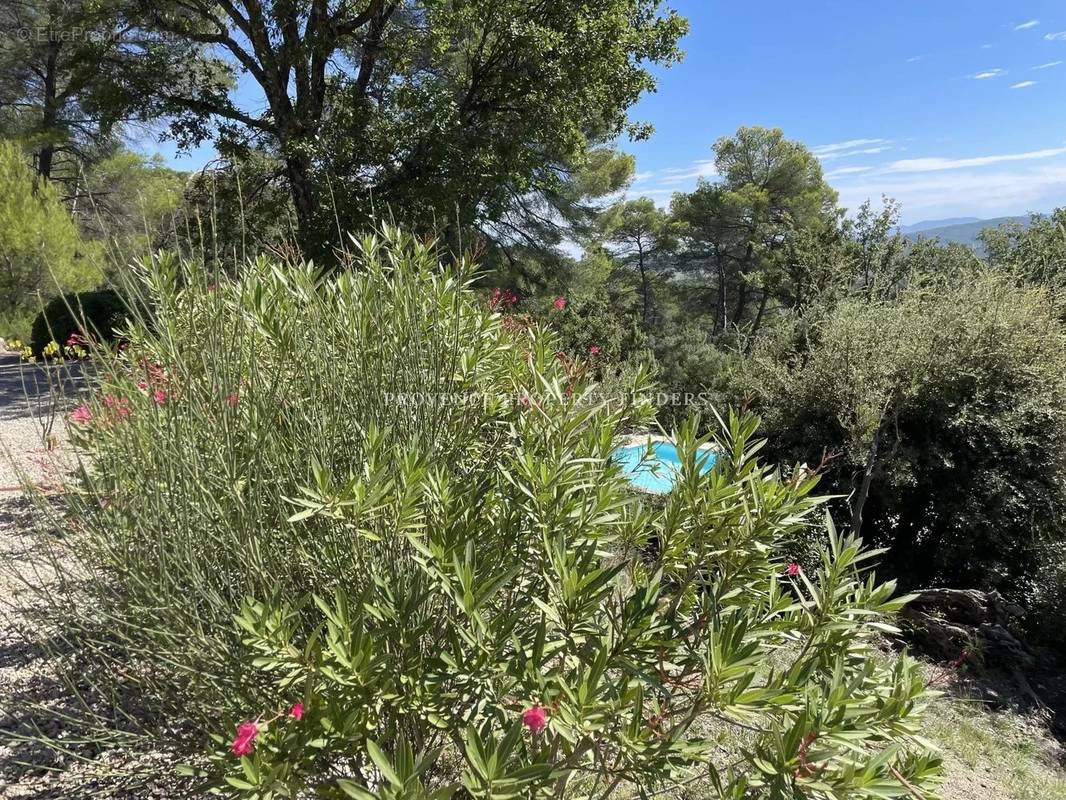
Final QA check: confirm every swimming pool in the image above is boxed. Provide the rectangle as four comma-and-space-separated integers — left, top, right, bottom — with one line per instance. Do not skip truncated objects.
614, 441, 717, 493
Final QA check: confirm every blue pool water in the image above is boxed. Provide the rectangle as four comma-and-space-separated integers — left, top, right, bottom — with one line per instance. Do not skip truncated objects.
614, 442, 716, 493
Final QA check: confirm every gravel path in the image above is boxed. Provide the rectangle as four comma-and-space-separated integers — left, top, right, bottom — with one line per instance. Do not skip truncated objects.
0, 354, 83, 490
0, 355, 185, 797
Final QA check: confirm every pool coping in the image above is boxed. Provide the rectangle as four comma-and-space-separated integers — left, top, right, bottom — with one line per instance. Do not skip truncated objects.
616, 432, 718, 452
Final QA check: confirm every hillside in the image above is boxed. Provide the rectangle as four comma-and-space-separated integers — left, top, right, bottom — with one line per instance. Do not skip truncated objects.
903, 215, 1032, 250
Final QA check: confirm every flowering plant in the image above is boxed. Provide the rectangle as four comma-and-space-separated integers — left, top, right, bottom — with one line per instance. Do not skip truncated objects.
209, 408, 940, 799
16, 228, 939, 799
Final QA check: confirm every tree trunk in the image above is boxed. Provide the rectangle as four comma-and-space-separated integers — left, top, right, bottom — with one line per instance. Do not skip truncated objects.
714, 256, 727, 335
37, 41, 61, 181
284, 153, 325, 262
638, 244, 649, 326
733, 281, 749, 326
850, 405, 901, 536
745, 289, 769, 354
850, 422, 882, 536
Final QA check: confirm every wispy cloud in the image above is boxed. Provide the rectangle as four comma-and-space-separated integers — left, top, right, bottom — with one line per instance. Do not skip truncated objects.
810, 138, 892, 161
906, 55, 923, 63
885, 147, 1066, 173
971, 68, 1005, 79
1011, 80, 1037, 89
824, 166, 874, 178
1034, 60, 1063, 69
835, 165, 1066, 222
1014, 19, 1040, 30
656, 159, 718, 184
810, 138, 887, 155
1045, 31, 1066, 40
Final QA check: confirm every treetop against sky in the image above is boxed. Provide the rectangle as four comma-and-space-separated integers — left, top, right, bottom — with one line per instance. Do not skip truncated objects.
145, 0, 1066, 225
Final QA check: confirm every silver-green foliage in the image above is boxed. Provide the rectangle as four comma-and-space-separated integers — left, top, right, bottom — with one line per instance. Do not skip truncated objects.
9, 228, 939, 798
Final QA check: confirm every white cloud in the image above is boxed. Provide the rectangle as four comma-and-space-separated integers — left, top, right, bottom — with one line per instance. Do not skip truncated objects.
906, 55, 922, 63
885, 147, 1066, 173
828, 146, 891, 159
810, 139, 892, 161
657, 159, 718, 183
810, 138, 887, 155
971, 68, 1005, 79
1045, 31, 1066, 40
824, 166, 874, 178
1014, 19, 1039, 30
834, 165, 1066, 223
1011, 80, 1037, 89
1034, 60, 1063, 69
628, 187, 679, 208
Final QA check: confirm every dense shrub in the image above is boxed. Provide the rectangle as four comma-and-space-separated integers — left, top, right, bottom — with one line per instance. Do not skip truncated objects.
0, 140, 105, 338
742, 271, 1066, 609
551, 289, 648, 366
6, 228, 939, 798
30, 287, 127, 355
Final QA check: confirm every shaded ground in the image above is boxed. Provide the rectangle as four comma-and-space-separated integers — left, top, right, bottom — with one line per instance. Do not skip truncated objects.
0, 354, 84, 492
0, 354, 86, 423
0, 355, 189, 797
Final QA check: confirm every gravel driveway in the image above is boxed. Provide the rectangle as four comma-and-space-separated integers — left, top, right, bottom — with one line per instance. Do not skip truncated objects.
0, 353, 84, 490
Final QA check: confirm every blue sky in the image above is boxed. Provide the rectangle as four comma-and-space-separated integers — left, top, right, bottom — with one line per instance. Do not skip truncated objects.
148, 1, 1066, 225
625, 0, 1066, 223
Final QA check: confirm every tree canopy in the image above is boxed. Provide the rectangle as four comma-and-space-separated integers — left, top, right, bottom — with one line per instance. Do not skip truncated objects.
111, 0, 686, 261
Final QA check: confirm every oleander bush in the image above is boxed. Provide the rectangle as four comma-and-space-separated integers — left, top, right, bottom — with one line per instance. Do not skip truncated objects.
6, 227, 940, 798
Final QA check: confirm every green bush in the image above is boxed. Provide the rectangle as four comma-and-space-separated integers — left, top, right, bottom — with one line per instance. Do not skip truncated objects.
0, 140, 104, 326
8, 228, 939, 798
29, 287, 127, 355
742, 270, 1066, 608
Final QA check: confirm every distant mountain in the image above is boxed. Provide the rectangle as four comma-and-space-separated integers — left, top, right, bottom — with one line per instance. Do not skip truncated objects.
902, 215, 1033, 251
900, 217, 981, 234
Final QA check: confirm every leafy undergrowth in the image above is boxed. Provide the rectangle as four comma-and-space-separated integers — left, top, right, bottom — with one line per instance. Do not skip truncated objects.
924, 690, 1066, 800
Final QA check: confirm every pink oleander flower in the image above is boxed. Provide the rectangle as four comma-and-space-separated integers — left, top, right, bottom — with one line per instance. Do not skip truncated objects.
66, 332, 87, 348
98, 496, 111, 510
103, 394, 131, 419
70, 405, 92, 424
489, 288, 518, 311
227, 392, 240, 407
231, 721, 259, 757
589, 345, 600, 355
786, 562, 801, 577
553, 296, 566, 311
290, 703, 304, 721
522, 704, 548, 733
153, 389, 167, 405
